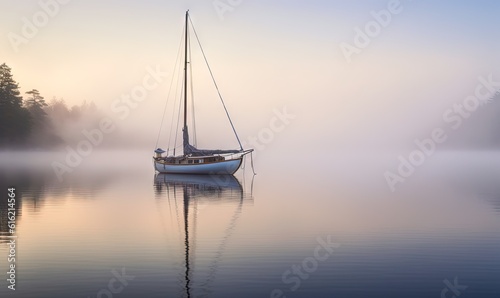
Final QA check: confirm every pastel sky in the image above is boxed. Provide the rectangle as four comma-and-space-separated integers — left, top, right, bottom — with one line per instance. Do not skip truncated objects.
1, 0, 499, 151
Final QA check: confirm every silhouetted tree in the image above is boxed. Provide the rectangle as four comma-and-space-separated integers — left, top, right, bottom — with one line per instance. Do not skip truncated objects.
25, 90, 64, 148
1, 63, 107, 148
0, 63, 32, 146
25, 89, 48, 127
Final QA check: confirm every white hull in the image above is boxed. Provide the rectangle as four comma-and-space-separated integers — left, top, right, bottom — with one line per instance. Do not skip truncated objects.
154, 158, 242, 175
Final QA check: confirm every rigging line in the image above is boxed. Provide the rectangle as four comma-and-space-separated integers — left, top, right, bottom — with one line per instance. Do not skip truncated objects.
188, 32, 197, 147
168, 74, 182, 152
188, 16, 243, 150
199, 194, 244, 293
250, 151, 257, 175
172, 185, 183, 252
153, 201, 180, 284
166, 180, 174, 225
168, 36, 186, 153
250, 172, 255, 198
173, 78, 185, 155
242, 158, 247, 189
154, 27, 185, 150
153, 179, 176, 262
171, 27, 187, 152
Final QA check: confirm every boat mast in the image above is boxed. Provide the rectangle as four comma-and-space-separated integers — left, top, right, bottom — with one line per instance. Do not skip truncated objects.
183, 10, 189, 132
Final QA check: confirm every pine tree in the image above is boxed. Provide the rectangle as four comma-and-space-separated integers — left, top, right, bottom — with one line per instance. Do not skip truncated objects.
25, 89, 48, 127
0, 63, 32, 146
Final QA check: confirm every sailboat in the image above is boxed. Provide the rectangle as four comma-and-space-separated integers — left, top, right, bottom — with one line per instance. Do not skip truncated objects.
153, 11, 253, 175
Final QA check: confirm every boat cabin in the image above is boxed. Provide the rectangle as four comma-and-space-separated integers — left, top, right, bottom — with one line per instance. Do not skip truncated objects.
157, 155, 226, 165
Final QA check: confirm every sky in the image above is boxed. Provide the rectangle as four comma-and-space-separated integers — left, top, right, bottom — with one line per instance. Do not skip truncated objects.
1, 0, 499, 152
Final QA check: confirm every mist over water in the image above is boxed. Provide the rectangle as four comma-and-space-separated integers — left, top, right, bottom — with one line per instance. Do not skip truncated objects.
0, 148, 499, 297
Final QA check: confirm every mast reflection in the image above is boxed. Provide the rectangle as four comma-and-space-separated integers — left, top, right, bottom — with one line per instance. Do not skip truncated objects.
154, 174, 251, 298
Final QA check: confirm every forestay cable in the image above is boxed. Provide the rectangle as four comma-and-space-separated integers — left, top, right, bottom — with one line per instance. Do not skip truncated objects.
188, 16, 244, 150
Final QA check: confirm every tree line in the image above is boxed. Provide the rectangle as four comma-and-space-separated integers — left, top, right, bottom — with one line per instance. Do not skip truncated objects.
0, 63, 103, 149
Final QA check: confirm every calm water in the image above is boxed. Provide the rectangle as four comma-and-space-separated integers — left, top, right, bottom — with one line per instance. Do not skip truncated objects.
0, 150, 499, 298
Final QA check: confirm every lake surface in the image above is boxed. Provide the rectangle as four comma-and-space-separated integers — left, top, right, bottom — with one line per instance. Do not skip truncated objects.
0, 150, 499, 297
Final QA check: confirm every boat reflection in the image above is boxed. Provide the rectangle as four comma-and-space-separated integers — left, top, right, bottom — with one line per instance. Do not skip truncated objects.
154, 174, 252, 298
154, 174, 245, 201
